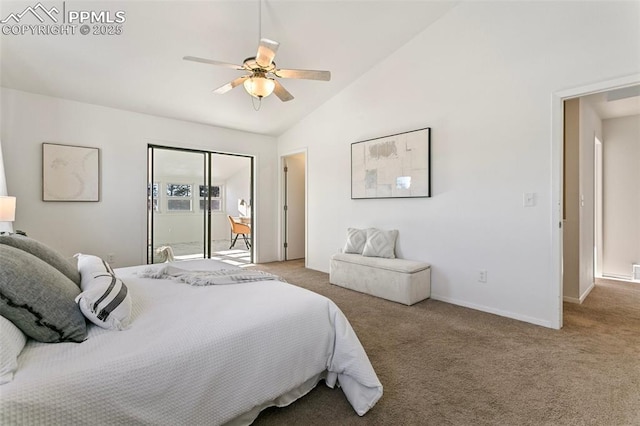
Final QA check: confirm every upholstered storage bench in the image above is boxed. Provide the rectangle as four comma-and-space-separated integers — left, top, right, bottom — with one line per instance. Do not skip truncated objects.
329, 253, 431, 306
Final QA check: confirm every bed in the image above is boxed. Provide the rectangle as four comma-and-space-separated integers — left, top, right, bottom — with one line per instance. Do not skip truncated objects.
0, 253, 383, 425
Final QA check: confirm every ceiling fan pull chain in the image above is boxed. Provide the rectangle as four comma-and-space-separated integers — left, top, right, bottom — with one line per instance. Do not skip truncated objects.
252, 96, 262, 111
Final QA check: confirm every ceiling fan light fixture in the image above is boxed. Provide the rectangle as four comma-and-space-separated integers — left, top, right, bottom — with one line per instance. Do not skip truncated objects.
243, 75, 275, 99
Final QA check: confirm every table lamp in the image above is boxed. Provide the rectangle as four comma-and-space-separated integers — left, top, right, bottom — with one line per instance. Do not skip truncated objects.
0, 196, 16, 222
0, 196, 16, 235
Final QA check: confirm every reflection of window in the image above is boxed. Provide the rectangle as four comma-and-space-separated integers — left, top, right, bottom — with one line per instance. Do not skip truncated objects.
199, 199, 221, 211
199, 185, 219, 198
199, 185, 222, 212
167, 183, 192, 211
167, 184, 192, 197
147, 183, 159, 212
168, 199, 192, 211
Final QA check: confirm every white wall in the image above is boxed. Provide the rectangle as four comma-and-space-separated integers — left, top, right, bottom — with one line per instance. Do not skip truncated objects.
277, 1, 640, 327
0, 140, 12, 233
602, 115, 640, 278
225, 165, 251, 218
152, 155, 251, 245
152, 176, 205, 247
151, 150, 205, 246
594, 136, 603, 278
577, 98, 601, 299
0, 88, 278, 266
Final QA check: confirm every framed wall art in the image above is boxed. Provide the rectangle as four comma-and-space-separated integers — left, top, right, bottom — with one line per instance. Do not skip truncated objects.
42, 143, 100, 202
351, 127, 431, 199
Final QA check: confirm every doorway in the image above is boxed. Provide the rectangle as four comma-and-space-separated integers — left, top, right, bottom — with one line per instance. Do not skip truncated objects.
147, 145, 254, 265
555, 75, 640, 328
282, 151, 306, 261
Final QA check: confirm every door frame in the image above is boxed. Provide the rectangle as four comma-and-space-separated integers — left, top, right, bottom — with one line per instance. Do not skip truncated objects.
147, 143, 255, 264
551, 73, 640, 329
279, 148, 308, 266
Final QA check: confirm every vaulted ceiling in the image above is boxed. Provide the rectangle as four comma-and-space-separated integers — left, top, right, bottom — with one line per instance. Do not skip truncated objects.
0, 1, 458, 135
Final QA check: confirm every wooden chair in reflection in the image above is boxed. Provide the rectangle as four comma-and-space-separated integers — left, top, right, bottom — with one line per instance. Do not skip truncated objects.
227, 215, 251, 250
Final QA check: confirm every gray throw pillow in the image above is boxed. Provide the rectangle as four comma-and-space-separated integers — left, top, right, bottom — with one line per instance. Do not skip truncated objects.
362, 228, 399, 259
0, 244, 87, 343
0, 234, 81, 287
343, 228, 367, 254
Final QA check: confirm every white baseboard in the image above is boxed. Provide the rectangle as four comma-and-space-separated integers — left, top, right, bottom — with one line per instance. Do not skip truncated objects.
563, 282, 595, 304
430, 294, 555, 329
602, 273, 634, 281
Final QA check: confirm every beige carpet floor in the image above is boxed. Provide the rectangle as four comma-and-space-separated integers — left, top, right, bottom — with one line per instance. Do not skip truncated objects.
249, 260, 640, 426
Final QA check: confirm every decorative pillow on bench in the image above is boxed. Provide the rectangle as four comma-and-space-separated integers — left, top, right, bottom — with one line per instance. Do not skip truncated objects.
362, 228, 398, 259
343, 228, 368, 254
343, 227, 398, 259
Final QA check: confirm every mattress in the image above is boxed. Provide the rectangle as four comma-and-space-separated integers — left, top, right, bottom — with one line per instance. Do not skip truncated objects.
0, 259, 382, 425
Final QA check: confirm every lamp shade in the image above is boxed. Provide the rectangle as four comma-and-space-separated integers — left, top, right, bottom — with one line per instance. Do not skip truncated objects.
0, 196, 16, 222
243, 76, 276, 99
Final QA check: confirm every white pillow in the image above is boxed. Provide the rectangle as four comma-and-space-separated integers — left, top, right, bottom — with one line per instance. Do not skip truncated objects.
343, 228, 367, 254
75, 253, 114, 276
0, 315, 27, 385
74, 254, 132, 330
362, 228, 398, 259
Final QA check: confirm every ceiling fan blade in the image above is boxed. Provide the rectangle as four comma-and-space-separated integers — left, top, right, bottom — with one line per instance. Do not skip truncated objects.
213, 75, 249, 94
183, 56, 244, 70
273, 80, 294, 102
274, 68, 331, 81
255, 38, 279, 68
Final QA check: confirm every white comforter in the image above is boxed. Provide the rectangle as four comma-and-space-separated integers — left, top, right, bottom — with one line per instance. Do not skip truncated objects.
1, 259, 382, 425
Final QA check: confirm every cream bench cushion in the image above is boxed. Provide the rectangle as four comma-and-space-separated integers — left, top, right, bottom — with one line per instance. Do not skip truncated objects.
330, 253, 430, 306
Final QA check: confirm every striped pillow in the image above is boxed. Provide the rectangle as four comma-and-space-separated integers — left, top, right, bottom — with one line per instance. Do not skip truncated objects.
75, 254, 132, 330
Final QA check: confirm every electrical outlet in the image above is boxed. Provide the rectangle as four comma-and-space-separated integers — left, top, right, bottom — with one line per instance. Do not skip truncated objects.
107, 253, 115, 263
479, 270, 487, 283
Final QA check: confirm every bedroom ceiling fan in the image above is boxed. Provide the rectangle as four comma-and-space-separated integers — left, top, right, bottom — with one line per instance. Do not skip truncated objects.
183, 1, 331, 110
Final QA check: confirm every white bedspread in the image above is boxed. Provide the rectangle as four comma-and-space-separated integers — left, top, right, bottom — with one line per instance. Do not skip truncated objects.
0, 259, 382, 425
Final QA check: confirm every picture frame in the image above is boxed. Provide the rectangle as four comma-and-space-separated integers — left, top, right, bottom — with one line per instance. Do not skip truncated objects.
42, 143, 100, 202
351, 128, 431, 199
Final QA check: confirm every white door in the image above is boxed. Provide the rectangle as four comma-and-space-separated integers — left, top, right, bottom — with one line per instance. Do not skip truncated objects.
284, 153, 305, 260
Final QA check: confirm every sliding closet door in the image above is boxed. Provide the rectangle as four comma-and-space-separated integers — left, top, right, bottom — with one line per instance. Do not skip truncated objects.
148, 147, 207, 263
210, 153, 253, 265
148, 145, 254, 265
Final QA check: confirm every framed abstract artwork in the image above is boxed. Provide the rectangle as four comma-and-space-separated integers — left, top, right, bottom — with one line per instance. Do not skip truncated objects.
351, 128, 431, 199
42, 143, 100, 201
